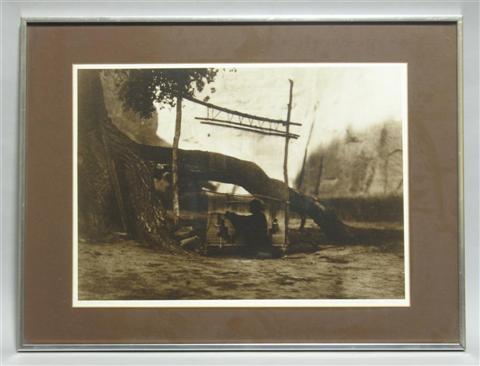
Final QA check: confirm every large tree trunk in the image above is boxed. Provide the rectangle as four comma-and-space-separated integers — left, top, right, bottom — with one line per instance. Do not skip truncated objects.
102, 121, 175, 247
77, 70, 119, 241
78, 70, 175, 248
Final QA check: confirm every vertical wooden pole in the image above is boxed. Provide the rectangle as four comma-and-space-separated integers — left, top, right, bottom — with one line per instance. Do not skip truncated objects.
283, 79, 294, 249
172, 92, 182, 226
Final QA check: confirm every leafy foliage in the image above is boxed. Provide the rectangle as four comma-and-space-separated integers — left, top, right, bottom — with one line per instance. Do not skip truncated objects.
117, 69, 218, 119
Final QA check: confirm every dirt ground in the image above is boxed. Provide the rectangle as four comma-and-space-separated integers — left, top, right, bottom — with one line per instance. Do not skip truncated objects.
78, 222, 405, 300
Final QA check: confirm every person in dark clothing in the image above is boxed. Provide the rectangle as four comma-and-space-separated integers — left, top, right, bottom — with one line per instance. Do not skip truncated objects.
225, 199, 272, 257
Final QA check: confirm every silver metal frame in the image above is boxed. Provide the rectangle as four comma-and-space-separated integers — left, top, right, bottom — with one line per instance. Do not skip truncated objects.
17, 16, 465, 352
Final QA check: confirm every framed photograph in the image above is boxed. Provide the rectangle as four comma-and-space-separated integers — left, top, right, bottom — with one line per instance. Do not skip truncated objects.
19, 18, 464, 350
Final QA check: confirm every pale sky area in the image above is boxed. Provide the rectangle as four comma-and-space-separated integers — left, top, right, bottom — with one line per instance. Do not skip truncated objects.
156, 64, 407, 187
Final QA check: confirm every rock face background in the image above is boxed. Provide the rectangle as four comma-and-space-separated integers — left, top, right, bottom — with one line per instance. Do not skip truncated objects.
100, 71, 169, 147
296, 120, 404, 199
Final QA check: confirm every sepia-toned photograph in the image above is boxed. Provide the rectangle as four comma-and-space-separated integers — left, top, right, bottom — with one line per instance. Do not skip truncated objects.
73, 64, 408, 306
